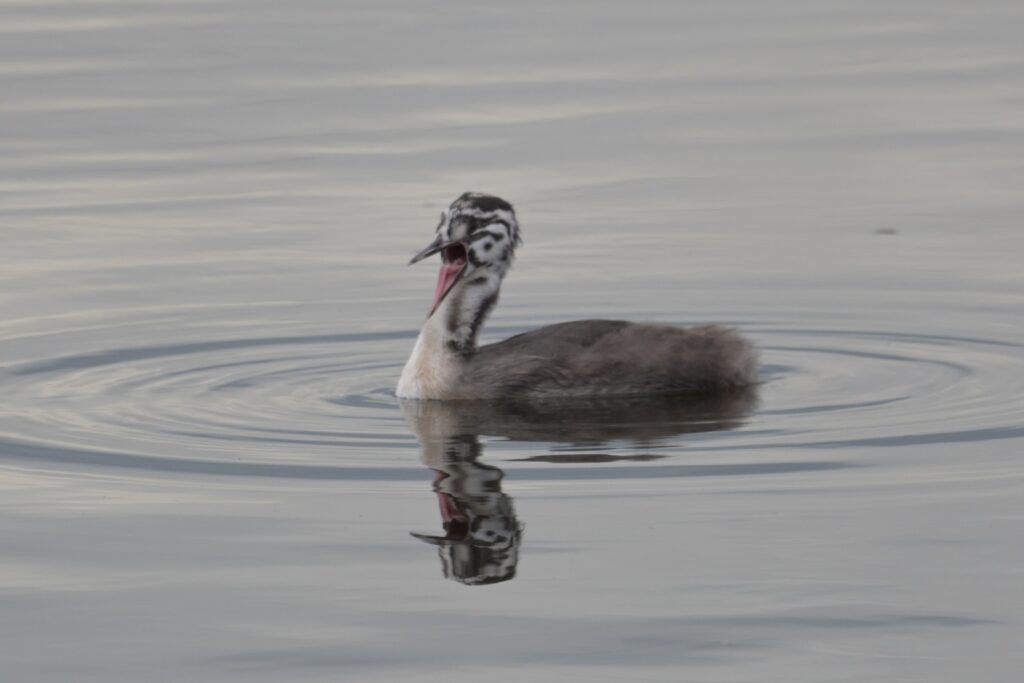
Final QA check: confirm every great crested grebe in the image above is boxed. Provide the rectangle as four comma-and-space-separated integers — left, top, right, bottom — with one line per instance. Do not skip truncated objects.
396, 192, 758, 400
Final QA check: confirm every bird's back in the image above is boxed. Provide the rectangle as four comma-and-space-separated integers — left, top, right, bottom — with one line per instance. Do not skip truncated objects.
465, 320, 758, 399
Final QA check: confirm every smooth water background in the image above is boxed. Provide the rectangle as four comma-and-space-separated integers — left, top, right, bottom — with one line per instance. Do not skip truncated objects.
3, 1, 1024, 680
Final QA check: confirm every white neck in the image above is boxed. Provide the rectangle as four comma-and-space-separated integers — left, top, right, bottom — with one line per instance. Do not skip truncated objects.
396, 271, 502, 399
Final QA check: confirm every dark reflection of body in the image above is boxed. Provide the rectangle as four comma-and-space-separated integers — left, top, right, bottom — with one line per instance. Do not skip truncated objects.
401, 390, 757, 586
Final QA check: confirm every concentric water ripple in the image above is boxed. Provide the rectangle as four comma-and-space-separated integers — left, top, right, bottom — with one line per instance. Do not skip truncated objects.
4, 311, 1023, 480
750, 327, 1024, 450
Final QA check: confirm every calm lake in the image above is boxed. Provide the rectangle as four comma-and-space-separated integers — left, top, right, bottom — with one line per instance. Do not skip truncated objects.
2, 1, 1023, 680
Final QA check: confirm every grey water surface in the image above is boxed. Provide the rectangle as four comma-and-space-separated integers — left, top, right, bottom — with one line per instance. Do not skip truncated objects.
3, 1, 1024, 681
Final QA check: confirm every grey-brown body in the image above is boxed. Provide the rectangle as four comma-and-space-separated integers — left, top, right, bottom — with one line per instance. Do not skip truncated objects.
467, 320, 757, 398
396, 193, 759, 401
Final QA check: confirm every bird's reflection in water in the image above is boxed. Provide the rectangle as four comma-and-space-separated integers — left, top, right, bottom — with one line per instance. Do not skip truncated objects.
408, 432, 522, 586
400, 390, 758, 586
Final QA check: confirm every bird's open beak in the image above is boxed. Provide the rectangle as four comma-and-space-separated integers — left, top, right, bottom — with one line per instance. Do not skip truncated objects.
409, 236, 469, 316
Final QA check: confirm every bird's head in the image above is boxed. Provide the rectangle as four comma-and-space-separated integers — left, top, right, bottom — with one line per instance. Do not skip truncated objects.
409, 192, 521, 317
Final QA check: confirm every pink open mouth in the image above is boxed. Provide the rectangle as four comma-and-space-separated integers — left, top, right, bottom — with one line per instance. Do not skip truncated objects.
429, 243, 467, 316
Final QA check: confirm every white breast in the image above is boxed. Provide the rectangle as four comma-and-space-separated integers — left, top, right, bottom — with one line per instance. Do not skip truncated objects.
396, 321, 460, 399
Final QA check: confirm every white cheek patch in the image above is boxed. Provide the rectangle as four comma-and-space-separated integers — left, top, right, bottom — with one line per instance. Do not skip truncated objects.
469, 243, 487, 264
450, 223, 468, 242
